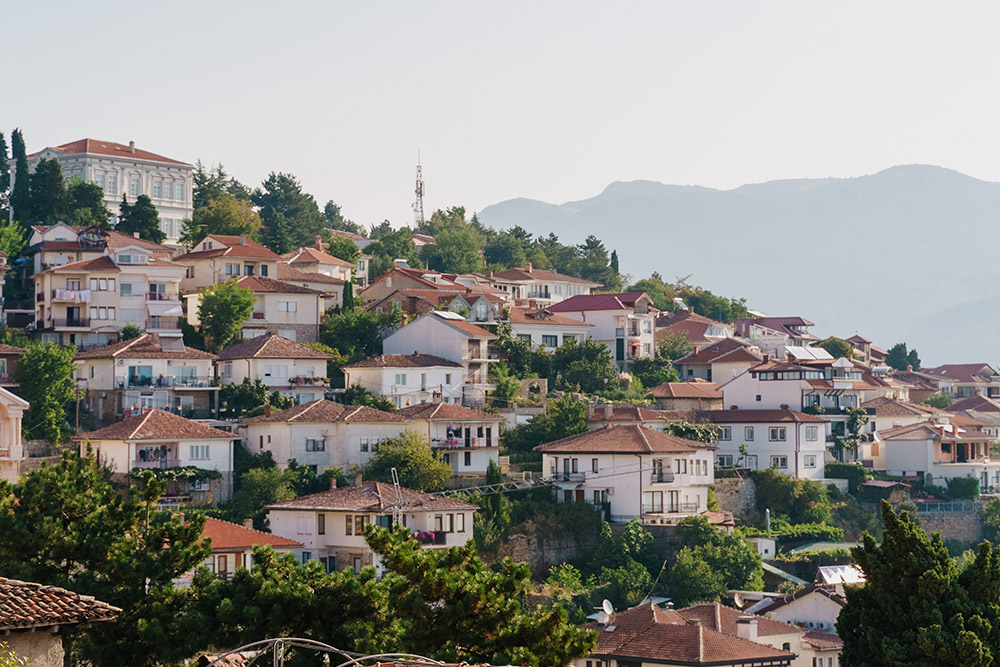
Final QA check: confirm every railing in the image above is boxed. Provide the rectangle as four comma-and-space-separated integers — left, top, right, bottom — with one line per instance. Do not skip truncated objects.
146, 317, 181, 330
912, 501, 977, 513
147, 291, 179, 301
650, 471, 676, 483
251, 312, 266, 320
431, 437, 496, 449
0, 373, 15, 384
554, 472, 587, 482
122, 375, 214, 388
133, 457, 181, 469
411, 530, 448, 545
49, 318, 90, 328
0, 448, 9, 458
643, 502, 700, 514
50, 289, 92, 302
35, 293, 44, 302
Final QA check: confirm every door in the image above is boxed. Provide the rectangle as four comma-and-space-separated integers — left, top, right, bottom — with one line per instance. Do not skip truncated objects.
139, 395, 153, 411
575, 489, 585, 502
668, 491, 680, 513
563, 458, 571, 480
67, 306, 81, 325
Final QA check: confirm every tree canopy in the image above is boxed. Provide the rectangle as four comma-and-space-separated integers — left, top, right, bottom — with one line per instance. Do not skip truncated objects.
886, 342, 921, 371
14, 342, 76, 443
253, 172, 326, 249
363, 430, 452, 491
117, 194, 164, 243
198, 279, 256, 352
181, 193, 262, 248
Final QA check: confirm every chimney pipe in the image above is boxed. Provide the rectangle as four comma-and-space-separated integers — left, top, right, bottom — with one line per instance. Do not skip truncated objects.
355, 471, 363, 486
264, 404, 271, 418
525, 262, 532, 272
330, 476, 337, 490
604, 403, 613, 420
736, 618, 758, 642
133, 232, 140, 238
128, 140, 135, 153
243, 518, 253, 529
315, 235, 323, 249
240, 234, 247, 245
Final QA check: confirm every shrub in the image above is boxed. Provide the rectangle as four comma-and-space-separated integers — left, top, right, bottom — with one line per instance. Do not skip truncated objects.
825, 462, 870, 495
947, 476, 980, 500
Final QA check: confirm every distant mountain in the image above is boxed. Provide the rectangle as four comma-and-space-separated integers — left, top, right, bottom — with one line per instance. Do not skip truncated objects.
479, 166, 1000, 365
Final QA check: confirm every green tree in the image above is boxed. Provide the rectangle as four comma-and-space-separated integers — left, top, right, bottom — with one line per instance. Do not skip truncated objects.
323, 199, 365, 235
15, 342, 76, 443
262, 211, 294, 254
253, 172, 325, 248
421, 224, 484, 273
0, 219, 26, 259
9, 130, 30, 224
0, 132, 9, 217
628, 273, 675, 311
341, 279, 356, 311
503, 395, 588, 460
471, 459, 513, 550
65, 176, 113, 228
656, 331, 694, 363
223, 467, 296, 529
664, 421, 719, 443
219, 377, 293, 419
120, 323, 143, 340
576, 235, 616, 287
322, 232, 362, 264
818, 337, 854, 359
490, 361, 521, 405
674, 279, 749, 323
667, 516, 763, 606
886, 342, 921, 371
838, 501, 1000, 666
629, 356, 679, 388
925, 392, 953, 409
117, 194, 164, 243
28, 157, 65, 223
484, 229, 529, 269
182, 193, 262, 248
552, 337, 617, 393
365, 525, 597, 666
341, 384, 395, 412
192, 162, 251, 210
320, 306, 400, 361
363, 430, 452, 491
836, 405, 871, 462
198, 279, 256, 352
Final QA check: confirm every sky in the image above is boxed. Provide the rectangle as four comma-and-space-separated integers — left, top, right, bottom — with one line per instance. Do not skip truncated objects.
10, 1, 1000, 229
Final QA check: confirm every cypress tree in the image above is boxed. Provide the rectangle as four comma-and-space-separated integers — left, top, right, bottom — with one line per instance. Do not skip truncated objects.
28, 157, 66, 224
0, 131, 9, 215
342, 279, 356, 311
263, 211, 293, 254
9, 129, 30, 223
117, 194, 164, 243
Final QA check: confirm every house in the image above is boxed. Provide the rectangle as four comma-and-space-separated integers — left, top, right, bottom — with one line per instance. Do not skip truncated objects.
326, 228, 374, 251
655, 306, 733, 348
0, 344, 26, 389
503, 306, 593, 350
360, 266, 504, 306
19, 138, 193, 243
75, 334, 218, 425
265, 481, 477, 573
276, 263, 344, 312
947, 394, 1000, 435
383, 311, 497, 408
699, 409, 830, 479
675, 338, 763, 383
282, 244, 354, 283
861, 397, 943, 433
485, 263, 601, 307
574, 603, 795, 667
546, 292, 657, 371
394, 402, 502, 475
584, 404, 687, 431
918, 363, 1000, 400
355, 254, 371, 288
365, 288, 505, 324
536, 425, 715, 524
342, 353, 464, 407
33, 243, 186, 348
243, 400, 408, 472
0, 387, 31, 485
646, 380, 724, 411
844, 334, 886, 366
879, 421, 1000, 488
76, 409, 237, 503
185, 276, 323, 343
885, 369, 940, 403
0, 577, 120, 667
174, 234, 282, 291
196, 517, 302, 581
750, 585, 847, 638
217, 333, 332, 405
733, 316, 820, 356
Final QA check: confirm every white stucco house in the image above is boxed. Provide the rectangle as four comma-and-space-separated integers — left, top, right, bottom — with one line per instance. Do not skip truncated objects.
394, 402, 502, 475
342, 353, 464, 407
546, 292, 657, 371
217, 333, 332, 405
0, 386, 31, 485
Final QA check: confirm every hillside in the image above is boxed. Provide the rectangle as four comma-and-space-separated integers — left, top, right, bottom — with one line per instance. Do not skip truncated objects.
479, 165, 1000, 365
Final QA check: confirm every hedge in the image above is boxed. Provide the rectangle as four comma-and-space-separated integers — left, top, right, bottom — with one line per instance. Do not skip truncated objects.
824, 462, 869, 495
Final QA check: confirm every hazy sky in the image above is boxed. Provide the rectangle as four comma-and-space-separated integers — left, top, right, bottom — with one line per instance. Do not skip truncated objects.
10, 1, 1000, 228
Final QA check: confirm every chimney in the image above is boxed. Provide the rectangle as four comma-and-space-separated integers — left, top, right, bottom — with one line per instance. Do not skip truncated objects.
133, 232, 140, 238
907, 365, 913, 371
315, 235, 323, 249
243, 518, 253, 530
128, 140, 135, 153
330, 477, 338, 490
780, 404, 789, 411
401, 313, 409, 326
414, 350, 419, 357
240, 234, 247, 245
587, 402, 595, 419
525, 262, 532, 272
264, 404, 271, 418
763, 354, 769, 362
355, 471, 363, 486
736, 617, 758, 643
604, 403, 614, 420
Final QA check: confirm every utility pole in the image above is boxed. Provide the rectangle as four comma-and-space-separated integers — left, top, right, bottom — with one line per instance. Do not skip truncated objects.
412, 152, 425, 227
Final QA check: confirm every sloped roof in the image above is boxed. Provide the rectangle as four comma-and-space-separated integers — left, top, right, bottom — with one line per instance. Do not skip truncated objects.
678, 602, 801, 637
75, 334, 214, 360
235, 275, 320, 294
0, 344, 27, 356
174, 235, 282, 261
283, 246, 354, 267
888, 370, 941, 391
344, 353, 461, 369
247, 399, 406, 424
489, 266, 600, 286
394, 402, 499, 421
0, 577, 120, 631
82, 409, 235, 441
802, 630, 843, 650
424, 312, 496, 338
860, 397, 943, 417
276, 263, 345, 285
585, 406, 688, 423
201, 517, 302, 550
949, 394, 1000, 413
655, 309, 727, 330
265, 481, 476, 512
28, 138, 189, 165
217, 333, 331, 361
535, 425, 711, 454
699, 409, 828, 424
647, 381, 723, 400
921, 364, 1000, 383
677, 338, 762, 365
504, 306, 592, 327
759, 585, 846, 613
547, 292, 650, 313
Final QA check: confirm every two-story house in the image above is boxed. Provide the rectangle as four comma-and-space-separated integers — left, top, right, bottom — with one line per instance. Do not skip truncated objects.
74, 333, 218, 425
536, 425, 715, 524
700, 409, 831, 479
265, 481, 477, 573
394, 402, 502, 475
646, 381, 723, 411
485, 264, 601, 307
733, 316, 820, 357
217, 333, 332, 405
675, 338, 764, 383
503, 306, 593, 351
360, 266, 505, 307
174, 234, 281, 292
880, 421, 1000, 489
243, 400, 409, 472
655, 305, 734, 348
917, 363, 1000, 400
282, 244, 354, 283
193, 517, 303, 583
33, 243, 185, 348
546, 292, 657, 371
276, 263, 344, 312
383, 311, 497, 408
77, 408, 237, 503
342, 353, 465, 407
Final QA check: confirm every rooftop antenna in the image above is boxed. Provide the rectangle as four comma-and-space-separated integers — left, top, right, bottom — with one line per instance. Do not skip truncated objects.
412, 152, 425, 227
390, 467, 403, 526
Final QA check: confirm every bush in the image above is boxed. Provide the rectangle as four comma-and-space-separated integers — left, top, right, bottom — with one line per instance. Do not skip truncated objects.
947, 477, 980, 500
825, 462, 870, 495
752, 469, 833, 525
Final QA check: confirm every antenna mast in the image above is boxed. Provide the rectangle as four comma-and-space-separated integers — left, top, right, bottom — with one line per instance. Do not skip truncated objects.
390, 467, 403, 526
412, 152, 425, 227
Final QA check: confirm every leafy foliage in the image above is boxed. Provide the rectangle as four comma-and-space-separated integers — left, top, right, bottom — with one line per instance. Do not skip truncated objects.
341, 384, 395, 411
253, 172, 326, 249
319, 306, 400, 362
120, 323, 143, 340
503, 396, 588, 461
219, 377, 293, 419
363, 430, 453, 491
947, 476, 980, 500
182, 193, 262, 248
885, 342, 921, 371
825, 462, 871, 494
628, 355, 679, 388
323, 199, 365, 235
817, 336, 854, 359
198, 279, 256, 352
117, 194, 164, 243
664, 421, 719, 443
666, 517, 763, 606
552, 337, 617, 393
925, 392, 954, 409
15, 342, 76, 443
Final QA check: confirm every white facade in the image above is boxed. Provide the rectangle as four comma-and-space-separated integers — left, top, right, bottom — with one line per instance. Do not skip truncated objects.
0, 387, 31, 485
343, 361, 465, 407
709, 413, 831, 480
244, 418, 410, 471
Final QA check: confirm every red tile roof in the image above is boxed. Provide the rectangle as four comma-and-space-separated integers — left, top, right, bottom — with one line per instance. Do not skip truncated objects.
677, 338, 762, 365
0, 577, 120, 631
174, 236, 282, 261
547, 292, 651, 313
536, 425, 710, 454
920, 364, 1000, 383
217, 333, 332, 360
802, 630, 843, 650
234, 275, 320, 294
677, 602, 800, 637
283, 246, 354, 268
0, 344, 27, 356
395, 402, 499, 421
879, 421, 994, 441
343, 353, 461, 369
504, 306, 591, 327
201, 517, 302, 550
28, 138, 189, 166
247, 399, 406, 424
758, 585, 846, 614
585, 406, 688, 423
75, 334, 215, 360
426, 312, 496, 338
860, 397, 943, 417
81, 409, 235, 441
647, 381, 723, 400
699, 409, 828, 424
948, 395, 1000, 413
265, 481, 476, 512
489, 266, 600, 286
276, 263, 345, 285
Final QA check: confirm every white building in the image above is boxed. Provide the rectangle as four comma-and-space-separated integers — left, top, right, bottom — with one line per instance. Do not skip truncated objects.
0, 386, 30, 485
879, 421, 1000, 487
702, 409, 831, 479
536, 424, 715, 524
503, 306, 593, 351
216, 333, 332, 405
394, 402, 502, 475
19, 139, 193, 244
342, 353, 465, 407
546, 292, 657, 371
266, 481, 477, 573
486, 264, 601, 307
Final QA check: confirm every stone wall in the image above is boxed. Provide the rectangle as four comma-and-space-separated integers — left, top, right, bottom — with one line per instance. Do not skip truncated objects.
494, 519, 601, 578
919, 510, 985, 544
6, 631, 64, 667
713, 475, 757, 520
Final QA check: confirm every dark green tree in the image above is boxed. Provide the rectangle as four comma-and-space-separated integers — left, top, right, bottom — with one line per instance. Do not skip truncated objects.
341, 384, 395, 411
610, 249, 620, 275
192, 162, 251, 210
818, 337, 854, 359
504, 395, 588, 460
484, 229, 529, 269
924, 392, 953, 409
253, 172, 325, 248
262, 211, 294, 254
664, 421, 719, 443
551, 337, 617, 393
28, 157, 65, 224
656, 331, 694, 362
363, 430, 453, 491
198, 279, 256, 352
629, 356, 679, 388
14, 342, 76, 443
420, 225, 484, 273
65, 177, 113, 228
666, 516, 763, 606
0, 132, 9, 216
120, 323, 143, 340
627, 273, 675, 311
576, 235, 615, 287
117, 194, 164, 243
9, 130, 30, 224
886, 342, 921, 371
341, 279, 356, 311
320, 306, 400, 362
219, 377, 293, 419
323, 199, 364, 235
222, 467, 296, 529
182, 193, 262, 248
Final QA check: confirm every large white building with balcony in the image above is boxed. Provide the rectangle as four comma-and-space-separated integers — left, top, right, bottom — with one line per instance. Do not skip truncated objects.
546, 292, 657, 371
18, 139, 193, 245
536, 424, 715, 524
342, 353, 464, 407
266, 481, 477, 573
0, 386, 30, 485
216, 333, 332, 406
486, 264, 601, 307
394, 402, 502, 476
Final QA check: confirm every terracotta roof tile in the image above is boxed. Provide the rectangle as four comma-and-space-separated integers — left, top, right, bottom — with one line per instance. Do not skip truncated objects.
75, 334, 215, 360
276, 263, 345, 285
677, 602, 801, 637
647, 381, 722, 400
395, 403, 499, 421
699, 409, 828, 424
920, 363, 1000, 383
217, 333, 331, 361
0, 577, 120, 631
28, 138, 189, 166
283, 246, 354, 267
236, 275, 320, 294
536, 425, 711, 454
949, 395, 1000, 413
201, 517, 302, 550
489, 266, 600, 286
585, 406, 688, 423
504, 306, 591, 327
547, 292, 650, 313
425, 312, 496, 338
802, 630, 843, 650
344, 353, 461, 370
860, 397, 943, 417
247, 399, 406, 424
265, 481, 476, 512
80, 409, 235, 441
677, 338, 762, 365
0, 344, 27, 356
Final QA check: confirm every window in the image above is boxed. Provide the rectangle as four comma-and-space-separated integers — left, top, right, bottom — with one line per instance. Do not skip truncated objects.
517, 334, 532, 342
175, 183, 184, 201
805, 426, 819, 441
756, 394, 762, 402
305, 438, 324, 452
456, 513, 466, 532
67, 279, 81, 290
463, 451, 471, 467
317, 513, 325, 534
190, 445, 210, 460
279, 300, 297, 312
345, 515, 353, 535
677, 458, 688, 474
445, 373, 452, 384
130, 177, 140, 196
394, 373, 407, 385
804, 455, 817, 468
153, 181, 161, 198
745, 426, 754, 441
96, 174, 105, 189
222, 362, 233, 379
717, 455, 734, 467
592, 458, 599, 474
771, 456, 788, 469
165, 182, 173, 199
190, 478, 209, 491
107, 176, 117, 195
542, 335, 558, 347
355, 515, 367, 534
360, 438, 369, 452
769, 427, 787, 441
719, 426, 732, 441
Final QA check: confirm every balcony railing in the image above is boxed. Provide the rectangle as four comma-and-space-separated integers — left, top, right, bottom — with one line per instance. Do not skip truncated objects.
411, 530, 448, 545
643, 502, 700, 514
554, 472, 587, 482
50, 289, 92, 302
650, 471, 676, 483
0, 373, 15, 384
146, 318, 181, 330
147, 291, 179, 301
431, 437, 496, 449
120, 375, 214, 388
133, 457, 181, 469
49, 318, 90, 328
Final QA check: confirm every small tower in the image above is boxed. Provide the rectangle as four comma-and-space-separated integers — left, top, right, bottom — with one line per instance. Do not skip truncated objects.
412, 153, 425, 226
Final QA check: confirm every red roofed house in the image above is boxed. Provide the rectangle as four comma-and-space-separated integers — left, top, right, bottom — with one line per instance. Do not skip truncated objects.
265, 481, 477, 573
0, 577, 120, 667
879, 420, 1000, 488
174, 234, 282, 292
360, 266, 504, 307
283, 243, 355, 282
243, 399, 409, 472
33, 241, 186, 349
383, 311, 497, 408
395, 402, 503, 475
547, 292, 657, 372
655, 304, 734, 347
675, 338, 764, 383
485, 263, 601, 307
342, 353, 465, 407
733, 316, 820, 357
536, 425, 716, 524
917, 363, 1000, 400
74, 333, 218, 425
217, 333, 332, 405
646, 381, 724, 411
195, 517, 302, 582
584, 404, 687, 432
749, 585, 848, 641
20, 138, 193, 244
74, 408, 237, 503
502, 306, 593, 351
365, 288, 504, 325
575, 603, 794, 667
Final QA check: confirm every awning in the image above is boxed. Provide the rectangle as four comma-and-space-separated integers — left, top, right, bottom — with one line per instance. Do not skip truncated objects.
147, 303, 183, 317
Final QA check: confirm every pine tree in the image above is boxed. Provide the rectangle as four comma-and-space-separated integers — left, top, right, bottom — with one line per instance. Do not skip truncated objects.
0, 131, 9, 217
342, 279, 356, 310
9, 129, 30, 224
262, 211, 293, 254
117, 194, 164, 243
28, 158, 66, 224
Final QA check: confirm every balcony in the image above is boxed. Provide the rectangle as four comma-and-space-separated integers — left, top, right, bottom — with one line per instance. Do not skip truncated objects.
0, 373, 16, 385
251, 312, 266, 320
289, 376, 330, 387
133, 457, 181, 469
650, 471, 676, 484
50, 318, 90, 328
431, 437, 496, 449
643, 502, 700, 514
50, 289, 92, 302
119, 375, 214, 389
146, 291, 180, 301
554, 471, 587, 483
411, 530, 448, 545
146, 318, 181, 330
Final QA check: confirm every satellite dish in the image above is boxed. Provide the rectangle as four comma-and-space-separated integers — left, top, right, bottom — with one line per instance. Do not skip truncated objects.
602, 599, 614, 615
733, 592, 746, 609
